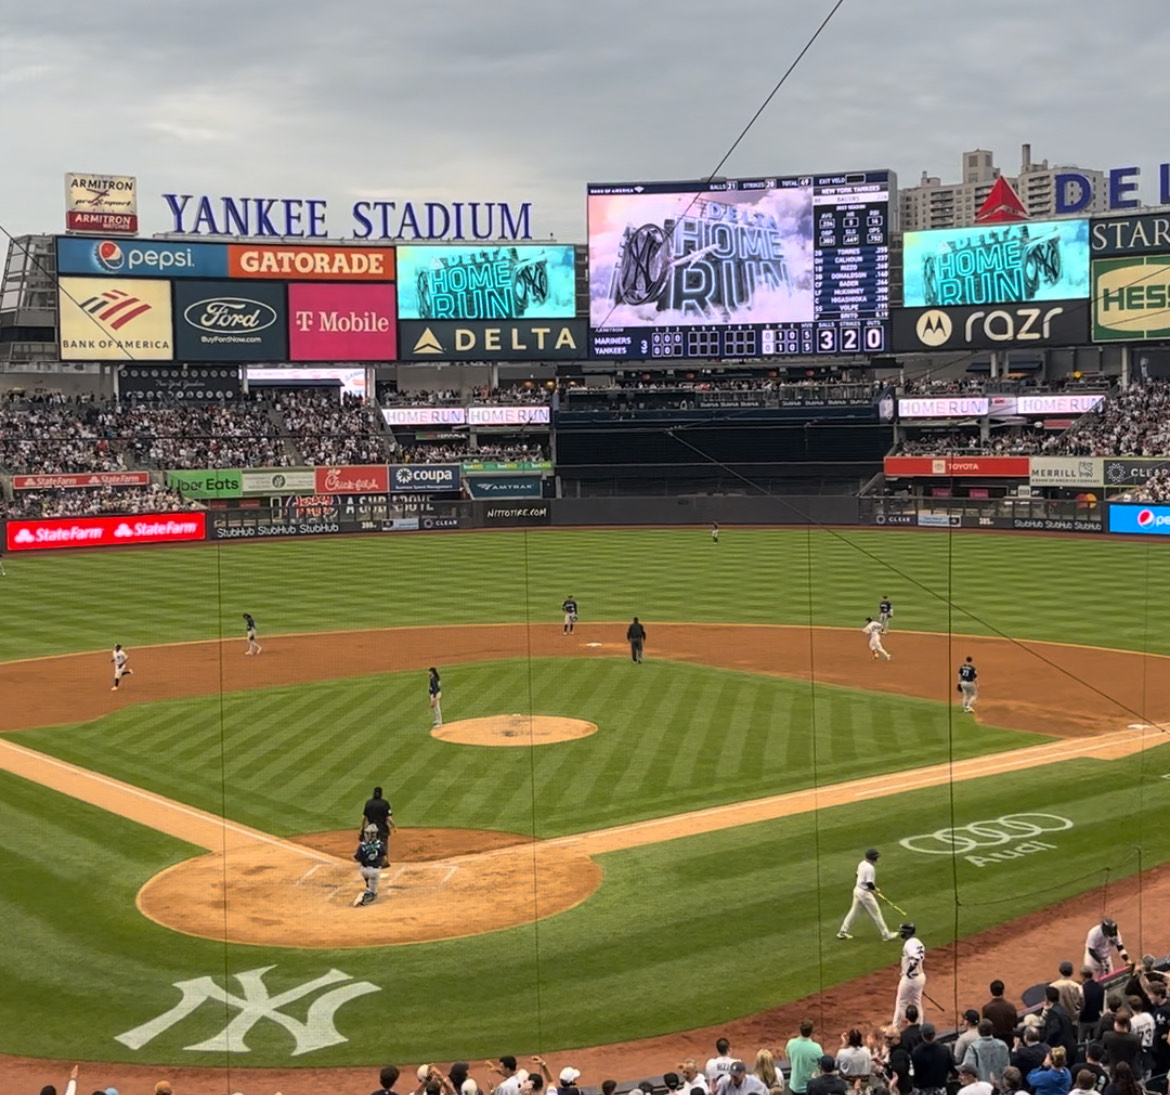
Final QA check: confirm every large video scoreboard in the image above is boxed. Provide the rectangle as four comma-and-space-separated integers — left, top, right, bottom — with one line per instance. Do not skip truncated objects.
587, 169, 892, 360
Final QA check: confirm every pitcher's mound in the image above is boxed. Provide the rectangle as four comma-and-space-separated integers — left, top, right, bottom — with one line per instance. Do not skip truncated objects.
433, 714, 597, 746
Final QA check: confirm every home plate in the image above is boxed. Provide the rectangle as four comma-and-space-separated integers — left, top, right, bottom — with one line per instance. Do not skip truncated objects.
1129, 724, 1151, 730
584, 642, 603, 647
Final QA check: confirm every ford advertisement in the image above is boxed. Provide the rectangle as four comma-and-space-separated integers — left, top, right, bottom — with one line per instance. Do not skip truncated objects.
390, 464, 461, 493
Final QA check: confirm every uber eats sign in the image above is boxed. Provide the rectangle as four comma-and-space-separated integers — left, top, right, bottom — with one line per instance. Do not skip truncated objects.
166, 469, 243, 499
1092, 254, 1170, 342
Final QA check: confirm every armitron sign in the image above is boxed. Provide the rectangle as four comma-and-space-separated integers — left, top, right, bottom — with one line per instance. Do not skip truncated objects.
65, 172, 138, 235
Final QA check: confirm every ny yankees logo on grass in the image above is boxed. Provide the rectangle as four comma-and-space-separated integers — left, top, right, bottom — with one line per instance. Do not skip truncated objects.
114, 965, 380, 1056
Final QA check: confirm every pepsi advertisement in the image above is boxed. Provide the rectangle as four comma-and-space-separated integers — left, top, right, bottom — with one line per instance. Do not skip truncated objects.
903, 220, 1090, 307
1108, 504, 1170, 535
397, 245, 576, 320
57, 236, 228, 279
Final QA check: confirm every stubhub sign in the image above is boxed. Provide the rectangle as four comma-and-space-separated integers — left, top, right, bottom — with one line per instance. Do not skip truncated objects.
6, 512, 207, 551
1108, 504, 1170, 535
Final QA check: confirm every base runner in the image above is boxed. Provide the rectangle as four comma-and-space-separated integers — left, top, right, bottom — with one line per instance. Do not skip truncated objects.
110, 644, 133, 691
863, 618, 893, 661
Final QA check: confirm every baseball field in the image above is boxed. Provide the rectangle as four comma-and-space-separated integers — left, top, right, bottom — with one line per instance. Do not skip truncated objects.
1, 527, 1169, 1090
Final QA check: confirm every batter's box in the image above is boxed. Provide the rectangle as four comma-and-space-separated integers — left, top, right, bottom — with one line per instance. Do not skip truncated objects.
386, 863, 459, 889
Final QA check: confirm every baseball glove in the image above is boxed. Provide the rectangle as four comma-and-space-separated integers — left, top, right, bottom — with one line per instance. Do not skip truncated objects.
956, 685, 963, 694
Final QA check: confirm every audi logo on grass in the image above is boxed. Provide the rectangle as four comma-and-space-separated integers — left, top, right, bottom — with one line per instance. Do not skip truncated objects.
899, 812, 1074, 868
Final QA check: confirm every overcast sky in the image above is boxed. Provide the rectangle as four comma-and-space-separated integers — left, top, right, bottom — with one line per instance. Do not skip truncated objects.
1, 0, 1168, 242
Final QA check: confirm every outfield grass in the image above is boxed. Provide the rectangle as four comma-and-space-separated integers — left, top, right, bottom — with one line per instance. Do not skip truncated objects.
14, 659, 1047, 838
2, 529, 1170, 661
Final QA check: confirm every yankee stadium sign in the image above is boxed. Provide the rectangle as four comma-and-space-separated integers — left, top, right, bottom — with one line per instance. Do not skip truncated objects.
162, 194, 535, 241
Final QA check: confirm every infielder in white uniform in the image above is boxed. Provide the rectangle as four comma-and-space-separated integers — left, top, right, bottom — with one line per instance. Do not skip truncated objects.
110, 644, 133, 691
893, 922, 926, 1025
1083, 917, 1129, 978
838, 848, 899, 941
864, 618, 893, 661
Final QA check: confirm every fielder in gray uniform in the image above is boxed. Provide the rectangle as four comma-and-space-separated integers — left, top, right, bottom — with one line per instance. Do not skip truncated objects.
958, 657, 978, 713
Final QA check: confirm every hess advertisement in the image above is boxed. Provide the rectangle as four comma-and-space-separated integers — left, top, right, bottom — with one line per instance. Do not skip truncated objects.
173, 280, 288, 361
397, 245, 576, 319
287, 283, 397, 361
58, 277, 174, 360
1091, 255, 1170, 342
903, 220, 1090, 308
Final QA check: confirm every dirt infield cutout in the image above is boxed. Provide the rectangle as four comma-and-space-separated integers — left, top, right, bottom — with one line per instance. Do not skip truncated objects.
432, 713, 598, 746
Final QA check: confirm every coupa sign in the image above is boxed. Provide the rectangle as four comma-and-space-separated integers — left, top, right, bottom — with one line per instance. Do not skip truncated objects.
390, 464, 461, 493
899, 812, 1074, 867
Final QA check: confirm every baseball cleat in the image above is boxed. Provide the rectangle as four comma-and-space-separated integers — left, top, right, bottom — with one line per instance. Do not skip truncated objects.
836, 931, 853, 939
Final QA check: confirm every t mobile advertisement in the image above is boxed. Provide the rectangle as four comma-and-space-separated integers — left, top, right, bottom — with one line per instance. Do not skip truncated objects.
7, 513, 207, 551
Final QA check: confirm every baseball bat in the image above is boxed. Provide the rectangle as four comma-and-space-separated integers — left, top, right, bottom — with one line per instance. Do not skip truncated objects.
877, 891, 909, 916
921, 988, 947, 1013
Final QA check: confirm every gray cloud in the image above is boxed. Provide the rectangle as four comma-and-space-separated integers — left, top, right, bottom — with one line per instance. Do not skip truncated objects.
1, 0, 1169, 240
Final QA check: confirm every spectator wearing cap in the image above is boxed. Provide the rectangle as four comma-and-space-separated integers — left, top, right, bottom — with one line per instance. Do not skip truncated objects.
752, 1050, 784, 1095
837, 1030, 872, 1088
553, 1067, 581, 1095
806, 1057, 848, 1095
957, 1063, 994, 1095
911, 1023, 953, 1095
984, 981, 1020, 1047
663, 1073, 684, 1095
679, 1059, 710, 1094
717, 1061, 768, 1095
372, 1065, 402, 1095
963, 1020, 1010, 1086
1078, 969, 1106, 1044
954, 1011, 983, 1064
1051, 963, 1085, 1021
707, 1039, 739, 1088
786, 1020, 825, 1095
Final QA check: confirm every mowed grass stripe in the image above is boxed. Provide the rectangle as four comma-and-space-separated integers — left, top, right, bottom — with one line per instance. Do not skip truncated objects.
15, 660, 1047, 840
7, 530, 1170, 662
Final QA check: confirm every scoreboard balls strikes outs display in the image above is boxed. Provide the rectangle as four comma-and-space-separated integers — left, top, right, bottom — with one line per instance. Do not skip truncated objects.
587, 171, 892, 360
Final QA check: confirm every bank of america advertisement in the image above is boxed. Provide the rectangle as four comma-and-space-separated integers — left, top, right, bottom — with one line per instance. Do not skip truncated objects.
588, 185, 814, 328
1092, 254, 1170, 342
397, 245, 576, 319
903, 220, 1090, 307
58, 277, 174, 360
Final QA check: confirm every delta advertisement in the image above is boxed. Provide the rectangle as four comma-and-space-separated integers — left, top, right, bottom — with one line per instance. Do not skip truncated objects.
173, 280, 288, 361
57, 237, 228, 278
396, 245, 576, 319
1091, 254, 1170, 342
287, 283, 397, 361
6, 512, 207, 551
398, 319, 586, 361
587, 183, 815, 330
903, 220, 1090, 308
58, 277, 174, 361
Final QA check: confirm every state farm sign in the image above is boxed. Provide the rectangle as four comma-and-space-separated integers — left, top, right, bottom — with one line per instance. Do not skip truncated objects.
12, 471, 150, 491
314, 465, 391, 494
6, 512, 207, 551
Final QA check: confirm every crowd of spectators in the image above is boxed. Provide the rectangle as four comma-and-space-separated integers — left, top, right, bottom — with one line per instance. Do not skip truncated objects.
31, 955, 1170, 1095
1121, 468, 1170, 504
395, 441, 547, 464
896, 429, 1053, 456
276, 390, 394, 466
0, 395, 129, 475
0, 484, 196, 520
124, 401, 289, 469
1056, 382, 1170, 458
378, 385, 551, 406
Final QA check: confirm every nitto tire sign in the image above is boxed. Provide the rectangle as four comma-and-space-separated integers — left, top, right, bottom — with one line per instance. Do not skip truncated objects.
892, 301, 1088, 351
482, 503, 551, 527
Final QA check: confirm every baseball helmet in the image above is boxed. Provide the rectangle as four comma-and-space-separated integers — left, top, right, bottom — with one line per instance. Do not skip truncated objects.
899, 922, 916, 938
363, 824, 378, 837
865, 848, 880, 862
1101, 917, 1118, 936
